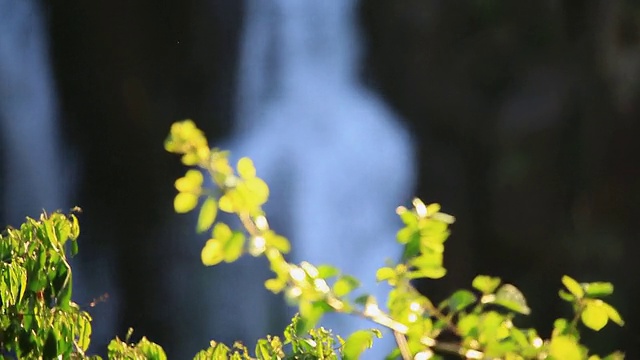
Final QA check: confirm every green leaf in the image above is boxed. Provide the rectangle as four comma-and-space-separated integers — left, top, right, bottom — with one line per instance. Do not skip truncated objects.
562, 275, 584, 299
549, 335, 582, 360
44, 329, 59, 359
196, 197, 218, 233
583, 282, 614, 298
472, 275, 502, 294
581, 300, 609, 331
493, 284, 531, 315
77, 314, 92, 352
237, 157, 256, 179
448, 290, 477, 312
201, 239, 225, 266
255, 339, 273, 360
333, 275, 360, 297
69, 214, 80, 240
136, 337, 167, 360
174, 192, 198, 213
343, 330, 379, 360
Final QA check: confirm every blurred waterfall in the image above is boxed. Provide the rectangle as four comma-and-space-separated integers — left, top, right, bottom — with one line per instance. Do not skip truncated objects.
0, 0, 71, 226
227, 0, 416, 356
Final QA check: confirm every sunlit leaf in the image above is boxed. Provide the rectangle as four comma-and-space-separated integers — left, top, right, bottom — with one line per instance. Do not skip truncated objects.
244, 178, 270, 205
582, 300, 609, 331
218, 194, 234, 213
562, 275, 584, 299
342, 330, 379, 360
472, 275, 502, 294
458, 314, 480, 337
213, 222, 232, 241
493, 284, 531, 315
224, 232, 246, 263
317, 265, 340, 279
549, 335, 582, 360
237, 157, 256, 179
174, 193, 198, 213
266, 232, 291, 254
196, 197, 217, 233
175, 170, 203, 192
375, 267, 395, 282
298, 301, 329, 333
181, 152, 200, 166
201, 239, 225, 266
583, 282, 614, 298
407, 267, 446, 280
558, 289, 575, 302
601, 302, 625, 326
264, 278, 286, 294
333, 275, 360, 297
136, 337, 168, 360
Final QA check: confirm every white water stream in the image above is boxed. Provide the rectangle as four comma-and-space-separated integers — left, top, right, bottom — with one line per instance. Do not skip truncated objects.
228, 0, 417, 356
0, 0, 70, 227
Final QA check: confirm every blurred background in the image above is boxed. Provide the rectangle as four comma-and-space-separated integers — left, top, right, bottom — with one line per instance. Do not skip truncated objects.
1, 0, 639, 358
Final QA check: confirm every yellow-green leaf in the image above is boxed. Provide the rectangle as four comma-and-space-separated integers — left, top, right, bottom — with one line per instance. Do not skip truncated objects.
201, 239, 225, 266
218, 194, 234, 213
213, 222, 232, 242
175, 170, 203, 192
197, 197, 218, 233
333, 276, 359, 297
493, 284, 531, 315
472, 275, 502, 294
244, 178, 269, 205
266, 232, 290, 253
562, 275, 584, 299
601, 302, 625, 326
264, 278, 286, 293
549, 335, 582, 360
174, 193, 198, 213
237, 157, 256, 179
343, 330, 378, 360
223, 232, 245, 263
181, 153, 200, 166
375, 267, 395, 282
581, 300, 609, 331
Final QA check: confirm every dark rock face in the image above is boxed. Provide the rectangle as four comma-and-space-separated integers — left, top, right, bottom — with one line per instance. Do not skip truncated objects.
359, 0, 640, 354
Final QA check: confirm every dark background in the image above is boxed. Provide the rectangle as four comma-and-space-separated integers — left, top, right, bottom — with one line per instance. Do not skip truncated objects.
30, 0, 640, 357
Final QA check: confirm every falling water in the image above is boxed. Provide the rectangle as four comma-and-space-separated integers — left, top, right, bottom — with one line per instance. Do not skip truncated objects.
0, 0, 70, 226
228, 0, 416, 356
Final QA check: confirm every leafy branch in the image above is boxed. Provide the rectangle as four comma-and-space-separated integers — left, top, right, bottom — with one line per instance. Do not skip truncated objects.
164, 120, 626, 360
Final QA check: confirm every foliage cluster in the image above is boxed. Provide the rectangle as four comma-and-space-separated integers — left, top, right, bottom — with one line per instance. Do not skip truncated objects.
163, 120, 626, 360
0, 119, 626, 359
